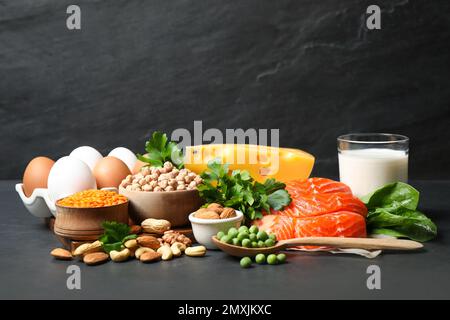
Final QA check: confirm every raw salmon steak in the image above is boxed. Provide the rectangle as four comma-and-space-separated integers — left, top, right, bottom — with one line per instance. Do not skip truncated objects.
257, 178, 368, 246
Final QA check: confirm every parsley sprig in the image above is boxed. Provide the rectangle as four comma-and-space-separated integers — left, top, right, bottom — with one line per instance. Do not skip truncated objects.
137, 131, 184, 169
99, 221, 137, 253
197, 159, 292, 221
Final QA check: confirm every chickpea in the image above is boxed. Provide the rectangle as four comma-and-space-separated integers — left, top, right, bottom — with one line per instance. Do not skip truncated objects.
126, 185, 133, 191
159, 180, 168, 189
177, 185, 186, 190
165, 186, 174, 192
184, 175, 192, 183
154, 186, 163, 192
142, 184, 153, 192
194, 176, 203, 184
163, 161, 173, 170
139, 178, 146, 185
176, 175, 185, 181
141, 167, 151, 176
149, 180, 158, 188
188, 181, 197, 188
150, 173, 158, 180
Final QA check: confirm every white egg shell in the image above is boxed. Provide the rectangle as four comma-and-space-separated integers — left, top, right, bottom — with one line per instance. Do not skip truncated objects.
70, 146, 103, 171
47, 156, 97, 202
108, 147, 137, 172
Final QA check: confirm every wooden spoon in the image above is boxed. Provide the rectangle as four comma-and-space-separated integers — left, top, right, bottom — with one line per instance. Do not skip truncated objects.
211, 236, 423, 257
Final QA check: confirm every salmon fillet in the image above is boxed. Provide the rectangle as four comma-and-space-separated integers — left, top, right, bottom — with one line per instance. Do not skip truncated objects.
256, 178, 368, 247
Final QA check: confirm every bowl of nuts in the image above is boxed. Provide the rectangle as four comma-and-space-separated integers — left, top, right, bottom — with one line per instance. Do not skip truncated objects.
189, 203, 244, 249
119, 162, 204, 227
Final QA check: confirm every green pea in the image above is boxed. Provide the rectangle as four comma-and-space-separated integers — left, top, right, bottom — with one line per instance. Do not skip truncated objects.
251, 241, 258, 248
257, 240, 265, 248
256, 230, 268, 241
264, 239, 275, 247
221, 235, 232, 244
232, 238, 240, 246
249, 225, 259, 234
255, 253, 266, 264
249, 233, 257, 242
241, 239, 251, 248
269, 234, 277, 241
277, 253, 287, 264
238, 226, 249, 233
237, 232, 249, 242
228, 227, 238, 238
240, 257, 252, 268
267, 254, 278, 265
216, 231, 225, 240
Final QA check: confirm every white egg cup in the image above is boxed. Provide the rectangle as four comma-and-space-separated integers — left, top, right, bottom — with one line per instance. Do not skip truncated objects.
16, 183, 119, 218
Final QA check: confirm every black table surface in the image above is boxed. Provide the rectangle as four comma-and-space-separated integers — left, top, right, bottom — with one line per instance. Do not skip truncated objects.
1, 180, 449, 300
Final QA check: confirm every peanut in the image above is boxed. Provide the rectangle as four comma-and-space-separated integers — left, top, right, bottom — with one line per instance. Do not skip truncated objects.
51, 248, 72, 260
73, 240, 103, 257
109, 248, 130, 262
141, 218, 171, 234
185, 246, 206, 257
157, 245, 173, 261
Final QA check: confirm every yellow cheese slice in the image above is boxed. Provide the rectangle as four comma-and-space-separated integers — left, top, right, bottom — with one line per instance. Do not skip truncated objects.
184, 144, 314, 183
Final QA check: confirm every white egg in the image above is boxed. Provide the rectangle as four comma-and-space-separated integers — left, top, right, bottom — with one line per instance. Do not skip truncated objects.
70, 146, 103, 171
108, 147, 137, 172
47, 156, 97, 202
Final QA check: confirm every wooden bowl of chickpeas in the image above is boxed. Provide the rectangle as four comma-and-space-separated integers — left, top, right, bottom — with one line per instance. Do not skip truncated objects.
119, 162, 204, 227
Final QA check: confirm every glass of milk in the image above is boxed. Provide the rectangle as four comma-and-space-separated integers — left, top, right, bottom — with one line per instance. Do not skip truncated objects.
337, 133, 409, 197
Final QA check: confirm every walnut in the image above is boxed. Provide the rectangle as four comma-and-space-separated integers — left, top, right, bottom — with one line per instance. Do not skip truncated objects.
160, 230, 192, 247
220, 207, 236, 219
207, 203, 224, 214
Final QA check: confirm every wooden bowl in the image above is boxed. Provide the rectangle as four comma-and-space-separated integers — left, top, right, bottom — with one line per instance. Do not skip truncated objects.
54, 201, 129, 240
119, 186, 203, 227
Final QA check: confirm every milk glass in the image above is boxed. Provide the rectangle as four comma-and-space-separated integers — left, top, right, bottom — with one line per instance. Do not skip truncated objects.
337, 133, 409, 197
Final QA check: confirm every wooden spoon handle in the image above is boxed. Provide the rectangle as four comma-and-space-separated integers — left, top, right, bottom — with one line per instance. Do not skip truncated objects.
279, 237, 423, 250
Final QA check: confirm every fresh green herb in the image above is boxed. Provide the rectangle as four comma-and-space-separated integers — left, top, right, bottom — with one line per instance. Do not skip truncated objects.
362, 182, 437, 242
197, 159, 291, 221
137, 131, 184, 169
99, 221, 137, 253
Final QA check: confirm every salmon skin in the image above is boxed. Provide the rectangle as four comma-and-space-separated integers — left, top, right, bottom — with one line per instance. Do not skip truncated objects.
257, 178, 368, 247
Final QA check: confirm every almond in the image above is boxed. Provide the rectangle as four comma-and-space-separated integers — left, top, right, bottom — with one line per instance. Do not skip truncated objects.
136, 235, 161, 249
195, 210, 220, 219
51, 248, 72, 260
207, 203, 224, 214
140, 251, 162, 263
220, 207, 236, 219
83, 252, 109, 266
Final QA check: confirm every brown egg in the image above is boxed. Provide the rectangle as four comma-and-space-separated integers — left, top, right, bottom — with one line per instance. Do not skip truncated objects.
22, 156, 55, 197
93, 156, 131, 188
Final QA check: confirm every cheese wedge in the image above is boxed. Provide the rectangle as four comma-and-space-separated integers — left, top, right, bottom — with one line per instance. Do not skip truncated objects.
184, 144, 314, 183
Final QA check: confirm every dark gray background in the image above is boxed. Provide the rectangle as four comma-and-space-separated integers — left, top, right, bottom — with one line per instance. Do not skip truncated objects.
0, 0, 449, 179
